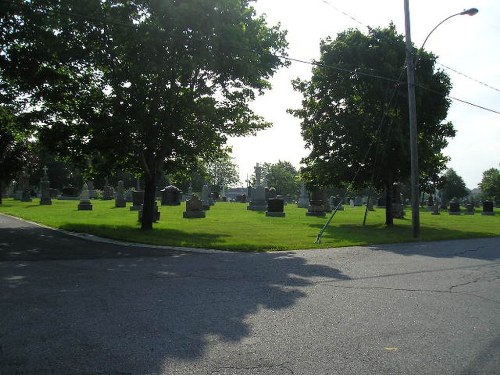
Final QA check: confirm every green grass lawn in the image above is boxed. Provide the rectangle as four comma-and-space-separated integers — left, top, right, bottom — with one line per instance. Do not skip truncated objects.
1, 198, 499, 251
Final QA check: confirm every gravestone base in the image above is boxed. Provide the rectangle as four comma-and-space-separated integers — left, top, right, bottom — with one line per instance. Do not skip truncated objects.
266, 211, 285, 217
448, 212, 461, 215
183, 211, 206, 219
40, 198, 52, 205
464, 211, 475, 215
115, 199, 126, 208
78, 201, 93, 211
481, 212, 495, 216
432, 211, 441, 215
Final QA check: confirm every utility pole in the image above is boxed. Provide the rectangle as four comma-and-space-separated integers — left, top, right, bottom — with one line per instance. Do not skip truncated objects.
404, 0, 420, 238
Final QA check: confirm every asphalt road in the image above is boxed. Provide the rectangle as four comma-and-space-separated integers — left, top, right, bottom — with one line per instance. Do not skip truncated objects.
1, 214, 499, 374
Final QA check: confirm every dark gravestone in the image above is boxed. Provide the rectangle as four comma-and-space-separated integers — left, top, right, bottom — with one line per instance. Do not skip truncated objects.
266, 198, 285, 217
138, 202, 160, 222
183, 195, 206, 218
61, 186, 79, 200
464, 203, 475, 215
377, 196, 386, 208
161, 185, 182, 206
130, 191, 144, 211
481, 201, 495, 216
306, 190, 326, 217
236, 194, 247, 203
449, 200, 461, 215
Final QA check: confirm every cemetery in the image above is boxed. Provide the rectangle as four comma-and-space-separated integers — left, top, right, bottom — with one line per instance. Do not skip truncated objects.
0, 186, 498, 251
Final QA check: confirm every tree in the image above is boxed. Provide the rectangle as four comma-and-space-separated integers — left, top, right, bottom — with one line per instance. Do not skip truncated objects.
479, 167, 500, 205
289, 25, 454, 225
1, 0, 288, 229
262, 161, 299, 198
442, 168, 469, 201
204, 153, 240, 191
0, 106, 31, 204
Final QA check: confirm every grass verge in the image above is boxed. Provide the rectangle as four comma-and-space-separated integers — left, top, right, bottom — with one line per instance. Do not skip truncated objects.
1, 198, 499, 251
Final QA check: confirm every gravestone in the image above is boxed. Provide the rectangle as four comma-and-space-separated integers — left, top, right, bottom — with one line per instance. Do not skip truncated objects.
87, 181, 97, 199
306, 190, 326, 217
481, 201, 495, 216
367, 197, 374, 211
377, 196, 386, 208
464, 203, 475, 215
448, 198, 461, 215
349, 199, 354, 208
115, 180, 126, 208
247, 163, 267, 211
78, 183, 93, 210
297, 182, 309, 208
187, 183, 193, 200
130, 190, 144, 211
183, 195, 206, 218
392, 183, 405, 219
161, 185, 182, 206
432, 201, 440, 215
39, 166, 52, 205
60, 185, 80, 200
20, 173, 32, 202
266, 198, 285, 217
236, 194, 247, 203
7, 180, 16, 198
427, 195, 434, 212
354, 196, 363, 206
330, 195, 344, 211
138, 202, 160, 222
202, 184, 210, 210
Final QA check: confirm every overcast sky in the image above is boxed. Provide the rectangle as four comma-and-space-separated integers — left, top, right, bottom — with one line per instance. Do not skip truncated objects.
228, 0, 500, 189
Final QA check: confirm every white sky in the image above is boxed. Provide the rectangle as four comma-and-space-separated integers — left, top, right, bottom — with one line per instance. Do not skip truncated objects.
228, 0, 500, 189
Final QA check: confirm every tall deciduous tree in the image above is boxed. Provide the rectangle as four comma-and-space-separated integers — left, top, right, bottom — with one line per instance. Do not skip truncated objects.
289, 25, 454, 225
442, 168, 469, 201
479, 167, 500, 205
262, 160, 299, 198
204, 153, 240, 190
1, 0, 288, 229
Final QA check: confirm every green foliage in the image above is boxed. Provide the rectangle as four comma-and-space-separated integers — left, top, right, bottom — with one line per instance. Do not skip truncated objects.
1, 0, 288, 228
480, 167, 500, 205
442, 168, 469, 200
262, 160, 300, 198
289, 25, 454, 215
204, 153, 241, 189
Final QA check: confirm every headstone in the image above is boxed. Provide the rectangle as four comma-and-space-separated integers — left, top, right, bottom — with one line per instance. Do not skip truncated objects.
330, 195, 344, 211
448, 198, 460, 215
202, 184, 211, 210
39, 166, 52, 205
266, 198, 285, 217
481, 201, 495, 216
432, 201, 440, 215
125, 189, 133, 202
187, 183, 193, 200
60, 185, 80, 200
349, 199, 354, 208
464, 203, 475, 215
78, 183, 93, 210
427, 195, 434, 211
306, 190, 326, 217
297, 182, 309, 208
161, 185, 182, 206
247, 186, 267, 211
20, 172, 32, 202
377, 195, 386, 208
115, 180, 126, 208
367, 198, 374, 211
138, 202, 160, 222
87, 181, 97, 199
183, 195, 206, 218
130, 190, 144, 211
236, 194, 247, 203
392, 183, 405, 219
354, 196, 363, 206
7, 180, 16, 198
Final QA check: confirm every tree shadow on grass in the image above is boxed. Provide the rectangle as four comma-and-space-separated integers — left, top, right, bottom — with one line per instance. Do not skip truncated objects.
309, 223, 500, 260
0, 219, 350, 374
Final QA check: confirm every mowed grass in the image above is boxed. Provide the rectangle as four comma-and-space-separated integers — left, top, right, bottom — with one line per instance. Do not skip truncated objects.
1, 198, 499, 251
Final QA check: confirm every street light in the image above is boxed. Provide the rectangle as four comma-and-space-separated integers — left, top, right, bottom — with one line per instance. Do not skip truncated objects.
403, 2, 478, 238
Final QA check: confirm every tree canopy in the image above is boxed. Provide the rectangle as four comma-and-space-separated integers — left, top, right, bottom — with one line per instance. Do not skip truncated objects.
1, 0, 288, 228
479, 167, 500, 205
441, 168, 469, 201
262, 160, 299, 198
289, 25, 455, 225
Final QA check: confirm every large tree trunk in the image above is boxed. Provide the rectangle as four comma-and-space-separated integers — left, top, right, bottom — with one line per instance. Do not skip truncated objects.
385, 183, 393, 226
0, 180, 3, 205
141, 174, 157, 230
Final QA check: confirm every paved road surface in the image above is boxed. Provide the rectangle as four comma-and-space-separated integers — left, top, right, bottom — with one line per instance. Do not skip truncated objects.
1, 214, 499, 374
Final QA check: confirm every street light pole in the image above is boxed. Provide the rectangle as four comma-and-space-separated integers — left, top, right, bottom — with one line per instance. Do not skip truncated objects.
403, 1, 478, 238
404, 0, 420, 238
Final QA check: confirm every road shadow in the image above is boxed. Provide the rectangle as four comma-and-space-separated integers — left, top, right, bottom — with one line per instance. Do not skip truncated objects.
310, 223, 500, 260
1, 248, 349, 374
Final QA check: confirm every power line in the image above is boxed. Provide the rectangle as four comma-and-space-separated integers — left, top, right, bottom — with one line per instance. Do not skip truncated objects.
436, 62, 500, 94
